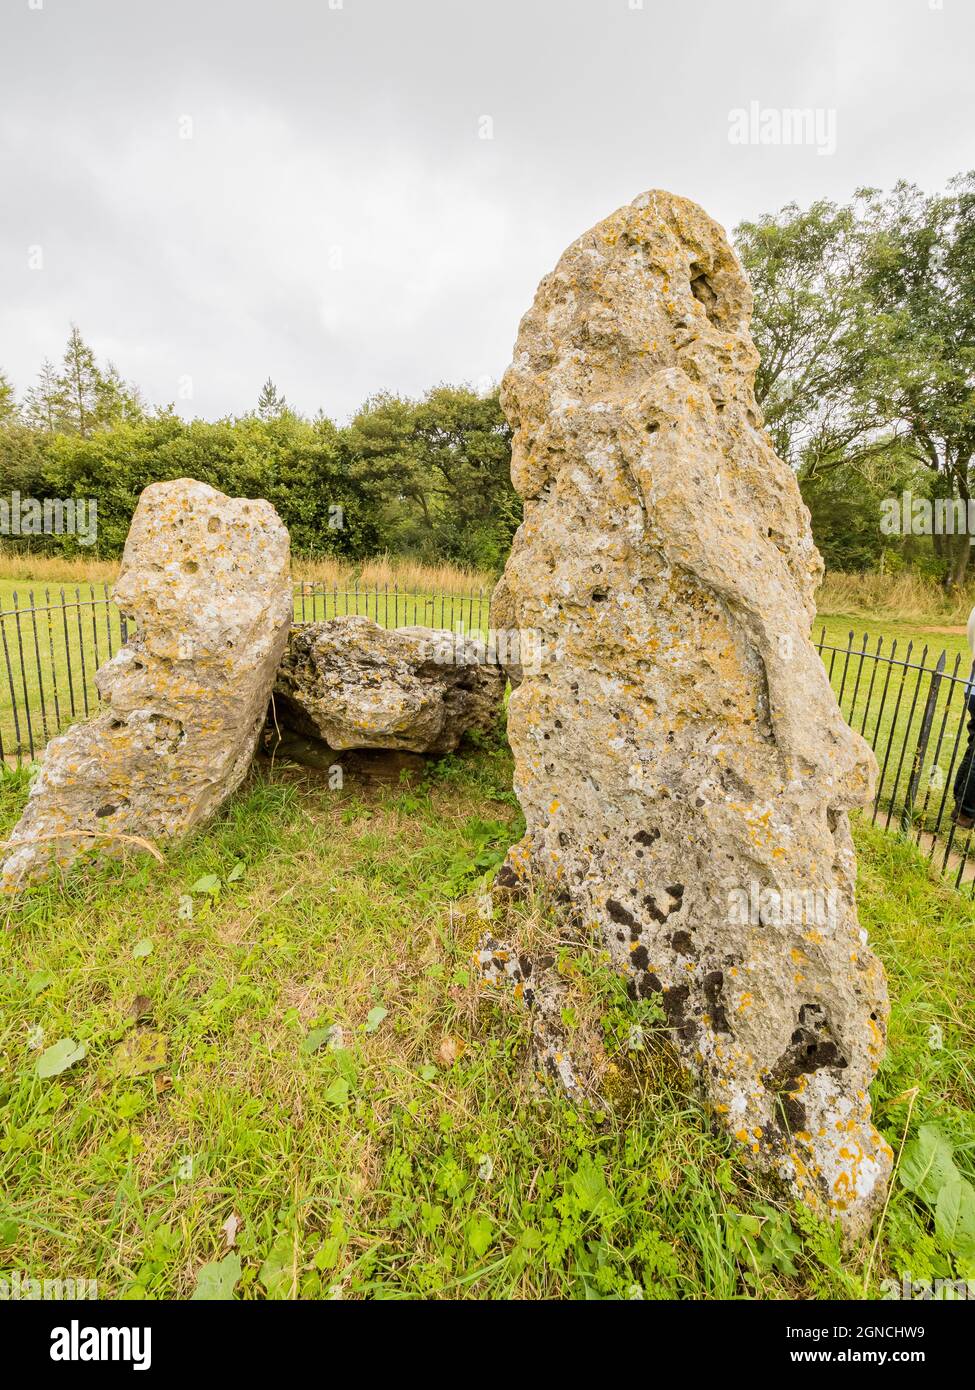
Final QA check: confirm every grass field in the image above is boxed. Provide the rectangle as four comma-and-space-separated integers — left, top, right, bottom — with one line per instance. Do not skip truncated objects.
1, 732, 973, 1299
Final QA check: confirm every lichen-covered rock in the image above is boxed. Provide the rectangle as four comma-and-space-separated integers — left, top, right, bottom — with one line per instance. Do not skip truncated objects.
1, 479, 291, 889
273, 616, 504, 755
492, 189, 891, 1236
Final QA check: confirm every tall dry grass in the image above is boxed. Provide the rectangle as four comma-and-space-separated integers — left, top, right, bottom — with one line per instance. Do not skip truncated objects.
817, 570, 975, 625
294, 553, 495, 594
0, 545, 495, 595
0, 549, 119, 585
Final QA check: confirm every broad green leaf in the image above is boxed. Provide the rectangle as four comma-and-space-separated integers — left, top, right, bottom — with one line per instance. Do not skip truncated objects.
899, 1124, 959, 1207
571, 1158, 611, 1214
191, 1252, 241, 1300
226, 862, 245, 882
259, 1231, 296, 1299
27, 970, 55, 997
333, 1047, 358, 1086
35, 1038, 86, 1079
935, 1176, 975, 1260
324, 1077, 350, 1106
300, 1027, 332, 1056
466, 1214, 495, 1258
189, 874, 221, 895
314, 1236, 341, 1271
132, 938, 153, 959
364, 1005, 387, 1033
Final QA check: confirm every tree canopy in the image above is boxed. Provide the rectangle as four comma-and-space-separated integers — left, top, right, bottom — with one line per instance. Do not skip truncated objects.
737, 172, 975, 585
0, 328, 517, 569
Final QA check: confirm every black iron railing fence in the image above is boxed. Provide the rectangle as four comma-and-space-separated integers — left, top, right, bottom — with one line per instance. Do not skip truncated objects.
815, 629, 975, 889
2, 584, 975, 890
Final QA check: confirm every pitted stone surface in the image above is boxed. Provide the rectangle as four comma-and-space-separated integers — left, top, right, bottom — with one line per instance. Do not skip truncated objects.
474, 933, 582, 1099
1, 479, 292, 888
491, 189, 891, 1234
274, 616, 504, 755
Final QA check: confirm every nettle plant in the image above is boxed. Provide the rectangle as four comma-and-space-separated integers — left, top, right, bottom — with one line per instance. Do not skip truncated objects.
897, 1123, 975, 1277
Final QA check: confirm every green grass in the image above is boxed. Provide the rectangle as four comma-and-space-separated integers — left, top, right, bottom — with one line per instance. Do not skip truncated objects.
816, 612, 969, 679
1, 735, 973, 1300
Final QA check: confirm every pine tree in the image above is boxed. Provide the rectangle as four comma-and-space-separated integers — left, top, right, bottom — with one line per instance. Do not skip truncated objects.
22, 358, 61, 433
96, 361, 145, 426
257, 377, 287, 420
58, 324, 103, 436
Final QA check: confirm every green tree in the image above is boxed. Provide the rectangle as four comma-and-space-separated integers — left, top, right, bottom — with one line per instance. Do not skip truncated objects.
57, 325, 103, 436
96, 362, 144, 428
344, 386, 517, 569
22, 358, 61, 434
0, 368, 16, 424
26, 326, 144, 437
257, 377, 288, 420
412, 386, 517, 569
345, 392, 439, 551
855, 174, 975, 588
735, 196, 901, 479
738, 175, 975, 586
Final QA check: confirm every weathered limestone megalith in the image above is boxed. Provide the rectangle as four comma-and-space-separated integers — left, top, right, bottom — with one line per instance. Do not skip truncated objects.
273, 616, 504, 755
491, 189, 892, 1235
1, 480, 291, 889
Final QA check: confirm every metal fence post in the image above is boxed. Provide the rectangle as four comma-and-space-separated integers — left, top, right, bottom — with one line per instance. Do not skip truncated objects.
901, 650, 946, 833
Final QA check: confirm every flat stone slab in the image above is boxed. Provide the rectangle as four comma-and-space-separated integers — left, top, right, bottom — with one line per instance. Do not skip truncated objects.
273, 616, 505, 755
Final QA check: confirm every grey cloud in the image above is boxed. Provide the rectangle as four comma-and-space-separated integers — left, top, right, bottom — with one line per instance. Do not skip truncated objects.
1, 0, 972, 421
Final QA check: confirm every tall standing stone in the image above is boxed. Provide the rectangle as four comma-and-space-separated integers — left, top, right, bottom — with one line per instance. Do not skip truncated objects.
491, 190, 891, 1235
1, 479, 292, 889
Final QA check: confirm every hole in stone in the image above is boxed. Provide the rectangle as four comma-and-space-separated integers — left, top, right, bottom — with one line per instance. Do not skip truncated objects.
689, 267, 720, 325
148, 715, 185, 754
182, 560, 199, 574
207, 516, 220, 533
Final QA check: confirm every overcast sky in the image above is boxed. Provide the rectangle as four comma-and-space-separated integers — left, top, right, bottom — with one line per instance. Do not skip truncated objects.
1, 0, 972, 423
